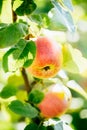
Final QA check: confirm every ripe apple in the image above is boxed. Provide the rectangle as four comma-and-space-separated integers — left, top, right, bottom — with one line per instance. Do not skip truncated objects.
27, 36, 63, 78
37, 84, 72, 118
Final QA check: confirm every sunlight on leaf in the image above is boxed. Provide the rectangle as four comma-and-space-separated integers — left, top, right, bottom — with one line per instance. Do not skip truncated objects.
12, 0, 23, 10
0, 0, 12, 23
67, 80, 87, 100
62, 0, 73, 11
63, 123, 74, 130
2, 39, 36, 72
50, 0, 75, 32
48, 8, 67, 31
63, 44, 87, 74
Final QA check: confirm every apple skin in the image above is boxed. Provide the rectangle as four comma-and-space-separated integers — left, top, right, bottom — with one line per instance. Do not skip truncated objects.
37, 84, 72, 118
27, 36, 63, 79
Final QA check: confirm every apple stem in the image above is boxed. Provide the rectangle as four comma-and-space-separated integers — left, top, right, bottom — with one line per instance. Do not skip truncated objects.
21, 67, 31, 93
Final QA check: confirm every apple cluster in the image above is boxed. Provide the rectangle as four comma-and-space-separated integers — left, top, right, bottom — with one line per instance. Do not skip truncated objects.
27, 36, 72, 118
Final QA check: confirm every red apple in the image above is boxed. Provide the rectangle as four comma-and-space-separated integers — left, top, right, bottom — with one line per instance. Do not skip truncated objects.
27, 36, 63, 78
37, 84, 72, 118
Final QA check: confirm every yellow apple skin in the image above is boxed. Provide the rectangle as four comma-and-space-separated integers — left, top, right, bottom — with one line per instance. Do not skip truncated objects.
28, 36, 63, 79
38, 84, 72, 118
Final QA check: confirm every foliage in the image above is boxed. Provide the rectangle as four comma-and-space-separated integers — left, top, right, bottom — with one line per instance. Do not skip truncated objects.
0, 0, 87, 130
3, 39, 36, 72
28, 89, 45, 104
8, 100, 38, 118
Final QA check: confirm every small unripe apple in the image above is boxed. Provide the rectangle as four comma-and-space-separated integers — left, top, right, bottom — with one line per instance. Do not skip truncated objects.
27, 36, 63, 78
37, 84, 72, 118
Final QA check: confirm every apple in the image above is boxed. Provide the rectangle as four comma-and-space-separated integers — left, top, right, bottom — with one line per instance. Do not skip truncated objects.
37, 84, 72, 118
27, 36, 63, 78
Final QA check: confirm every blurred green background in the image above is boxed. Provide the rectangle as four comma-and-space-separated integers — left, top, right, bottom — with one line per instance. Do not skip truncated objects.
0, 0, 87, 130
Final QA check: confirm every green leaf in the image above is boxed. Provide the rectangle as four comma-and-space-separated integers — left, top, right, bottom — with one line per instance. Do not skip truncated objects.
13, 39, 34, 59
30, 14, 43, 25
50, 0, 75, 32
8, 100, 38, 118
47, 126, 54, 130
62, 0, 73, 11
0, 0, 3, 14
0, 22, 28, 48
2, 48, 16, 72
8, 74, 24, 86
24, 123, 47, 130
30, 12, 66, 31
12, 0, 22, 8
15, 0, 36, 16
30, 13, 50, 28
0, 23, 8, 30
24, 123, 38, 130
2, 39, 36, 72
0, 84, 18, 99
38, 126, 47, 130
63, 44, 87, 74
13, 39, 36, 68
28, 89, 44, 104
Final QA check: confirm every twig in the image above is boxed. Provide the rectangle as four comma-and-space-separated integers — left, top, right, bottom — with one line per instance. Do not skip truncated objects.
11, 0, 17, 23
21, 67, 31, 93
12, 9, 17, 22
11, 4, 31, 94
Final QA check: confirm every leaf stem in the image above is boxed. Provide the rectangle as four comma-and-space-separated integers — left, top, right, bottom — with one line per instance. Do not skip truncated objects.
21, 67, 31, 93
